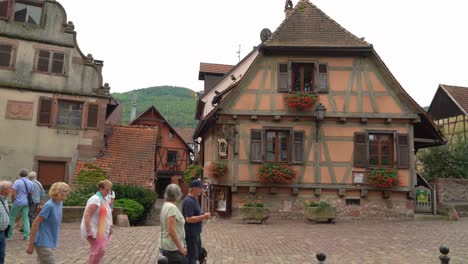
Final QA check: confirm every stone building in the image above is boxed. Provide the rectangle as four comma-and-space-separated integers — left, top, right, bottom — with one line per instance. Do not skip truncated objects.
194, 0, 445, 219
0, 0, 119, 187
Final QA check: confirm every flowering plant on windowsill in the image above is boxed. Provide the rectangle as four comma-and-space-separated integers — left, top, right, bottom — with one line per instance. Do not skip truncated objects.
283, 92, 318, 111
258, 163, 296, 184
208, 161, 227, 178
367, 168, 399, 188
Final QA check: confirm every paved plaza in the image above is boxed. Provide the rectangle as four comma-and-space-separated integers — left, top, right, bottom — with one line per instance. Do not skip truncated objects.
5, 218, 468, 264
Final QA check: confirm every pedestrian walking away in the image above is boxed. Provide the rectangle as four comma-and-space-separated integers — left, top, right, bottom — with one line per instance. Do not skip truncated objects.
0, 181, 12, 264
81, 180, 114, 264
182, 180, 210, 264
7, 168, 33, 240
27, 182, 69, 264
27, 171, 45, 227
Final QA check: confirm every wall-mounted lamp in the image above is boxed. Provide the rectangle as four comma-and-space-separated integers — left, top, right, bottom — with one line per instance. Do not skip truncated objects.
314, 103, 327, 141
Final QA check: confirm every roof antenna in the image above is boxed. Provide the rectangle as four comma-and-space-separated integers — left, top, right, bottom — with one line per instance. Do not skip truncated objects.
236, 44, 241, 62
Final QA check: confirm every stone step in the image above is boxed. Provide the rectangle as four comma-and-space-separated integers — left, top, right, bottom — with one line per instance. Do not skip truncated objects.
414, 214, 449, 221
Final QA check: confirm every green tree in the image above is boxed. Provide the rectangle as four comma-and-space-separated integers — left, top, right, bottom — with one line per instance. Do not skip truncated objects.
418, 139, 468, 179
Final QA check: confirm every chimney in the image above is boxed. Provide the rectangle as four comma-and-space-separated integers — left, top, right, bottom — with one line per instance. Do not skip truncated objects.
130, 94, 137, 122
285, 0, 293, 18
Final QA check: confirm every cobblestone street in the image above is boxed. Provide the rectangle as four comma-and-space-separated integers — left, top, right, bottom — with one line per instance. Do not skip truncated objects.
5, 218, 468, 264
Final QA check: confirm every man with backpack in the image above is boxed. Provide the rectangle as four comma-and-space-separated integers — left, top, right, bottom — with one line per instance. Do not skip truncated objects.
6, 168, 33, 240
27, 171, 45, 227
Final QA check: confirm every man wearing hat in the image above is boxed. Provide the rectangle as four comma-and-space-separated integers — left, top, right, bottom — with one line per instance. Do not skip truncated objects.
182, 180, 210, 264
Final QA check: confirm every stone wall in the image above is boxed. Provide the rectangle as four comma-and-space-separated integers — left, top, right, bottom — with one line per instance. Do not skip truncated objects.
429, 178, 468, 216
230, 187, 414, 221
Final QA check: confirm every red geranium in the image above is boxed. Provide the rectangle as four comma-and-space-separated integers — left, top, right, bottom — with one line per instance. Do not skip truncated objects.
283, 92, 318, 111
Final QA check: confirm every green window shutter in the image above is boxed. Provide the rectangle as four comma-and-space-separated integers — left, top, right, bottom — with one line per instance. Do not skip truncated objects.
292, 131, 304, 164
316, 63, 329, 93
354, 132, 368, 168
278, 63, 289, 92
397, 133, 410, 169
250, 129, 263, 163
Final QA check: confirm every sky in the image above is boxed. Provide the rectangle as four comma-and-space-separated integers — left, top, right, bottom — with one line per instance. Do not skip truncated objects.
58, 0, 468, 107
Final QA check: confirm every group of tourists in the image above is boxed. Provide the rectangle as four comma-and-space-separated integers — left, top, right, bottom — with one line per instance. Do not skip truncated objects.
0, 168, 115, 264
1, 169, 209, 264
160, 180, 211, 264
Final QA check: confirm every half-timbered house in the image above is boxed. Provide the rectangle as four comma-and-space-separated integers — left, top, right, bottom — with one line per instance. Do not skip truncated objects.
194, 0, 444, 218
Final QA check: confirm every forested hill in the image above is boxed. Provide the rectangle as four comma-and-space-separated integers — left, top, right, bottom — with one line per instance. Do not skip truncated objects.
112, 86, 197, 127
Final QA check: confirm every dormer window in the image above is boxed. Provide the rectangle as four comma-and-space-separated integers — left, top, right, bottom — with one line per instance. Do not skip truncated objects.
278, 62, 329, 93
14, 1, 43, 25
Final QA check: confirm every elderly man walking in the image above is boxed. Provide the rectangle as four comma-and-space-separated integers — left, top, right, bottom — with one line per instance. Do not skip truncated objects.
0, 181, 12, 264
27, 171, 45, 227
182, 180, 210, 264
7, 168, 33, 240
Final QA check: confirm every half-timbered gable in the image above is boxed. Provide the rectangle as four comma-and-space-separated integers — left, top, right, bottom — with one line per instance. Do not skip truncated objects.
195, 0, 444, 219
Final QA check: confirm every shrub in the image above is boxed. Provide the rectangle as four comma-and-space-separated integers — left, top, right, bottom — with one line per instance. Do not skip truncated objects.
243, 202, 265, 208
418, 139, 468, 179
368, 169, 399, 188
112, 184, 156, 224
63, 184, 97, 206
114, 198, 144, 225
183, 164, 202, 184
258, 163, 296, 184
208, 162, 227, 178
75, 163, 108, 184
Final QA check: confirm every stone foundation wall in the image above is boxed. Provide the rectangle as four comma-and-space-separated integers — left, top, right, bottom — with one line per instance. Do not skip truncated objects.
230, 187, 414, 220
429, 178, 468, 216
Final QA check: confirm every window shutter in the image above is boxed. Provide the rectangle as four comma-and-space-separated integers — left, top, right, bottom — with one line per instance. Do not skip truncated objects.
86, 103, 99, 129
250, 129, 263, 163
37, 97, 53, 126
354, 132, 368, 168
0, 0, 10, 19
292, 131, 304, 164
317, 63, 329, 93
278, 64, 289, 92
397, 133, 410, 169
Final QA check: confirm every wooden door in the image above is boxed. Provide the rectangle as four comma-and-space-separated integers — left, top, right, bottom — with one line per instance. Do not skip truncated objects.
37, 161, 66, 189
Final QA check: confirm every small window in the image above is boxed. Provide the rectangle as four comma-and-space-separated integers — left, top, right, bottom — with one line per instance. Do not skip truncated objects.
346, 199, 360, 207
292, 63, 315, 93
36, 50, 66, 74
0, 0, 10, 19
167, 151, 178, 165
368, 133, 394, 167
14, 2, 42, 25
0, 43, 13, 68
168, 132, 174, 141
265, 130, 290, 162
56, 101, 83, 128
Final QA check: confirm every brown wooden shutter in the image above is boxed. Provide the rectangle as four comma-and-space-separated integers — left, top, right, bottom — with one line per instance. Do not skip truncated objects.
278, 64, 289, 92
86, 103, 99, 129
317, 63, 329, 93
292, 131, 304, 164
354, 132, 368, 168
250, 129, 263, 163
397, 133, 410, 169
37, 97, 53, 126
0, 0, 10, 19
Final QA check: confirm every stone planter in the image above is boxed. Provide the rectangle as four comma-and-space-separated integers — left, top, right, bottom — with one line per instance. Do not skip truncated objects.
304, 206, 336, 223
239, 206, 270, 224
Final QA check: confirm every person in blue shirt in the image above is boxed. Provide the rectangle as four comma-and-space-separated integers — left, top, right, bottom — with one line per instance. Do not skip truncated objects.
26, 182, 69, 264
182, 180, 210, 264
27, 171, 45, 227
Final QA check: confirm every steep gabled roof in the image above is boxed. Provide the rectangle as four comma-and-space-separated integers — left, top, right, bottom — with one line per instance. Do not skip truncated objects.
441, 85, 468, 115
199, 63, 234, 80
73, 126, 158, 189
174, 127, 195, 144
130, 105, 192, 150
264, 0, 371, 49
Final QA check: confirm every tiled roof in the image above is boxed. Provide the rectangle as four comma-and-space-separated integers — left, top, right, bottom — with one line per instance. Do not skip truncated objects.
73, 125, 158, 189
199, 63, 233, 75
441, 84, 468, 115
174, 127, 195, 144
264, 0, 371, 48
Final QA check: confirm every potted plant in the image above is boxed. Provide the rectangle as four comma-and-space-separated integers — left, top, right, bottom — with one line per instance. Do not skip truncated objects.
239, 195, 270, 224
368, 169, 399, 188
258, 163, 296, 184
303, 200, 336, 223
208, 161, 227, 178
283, 92, 318, 111
182, 164, 202, 184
